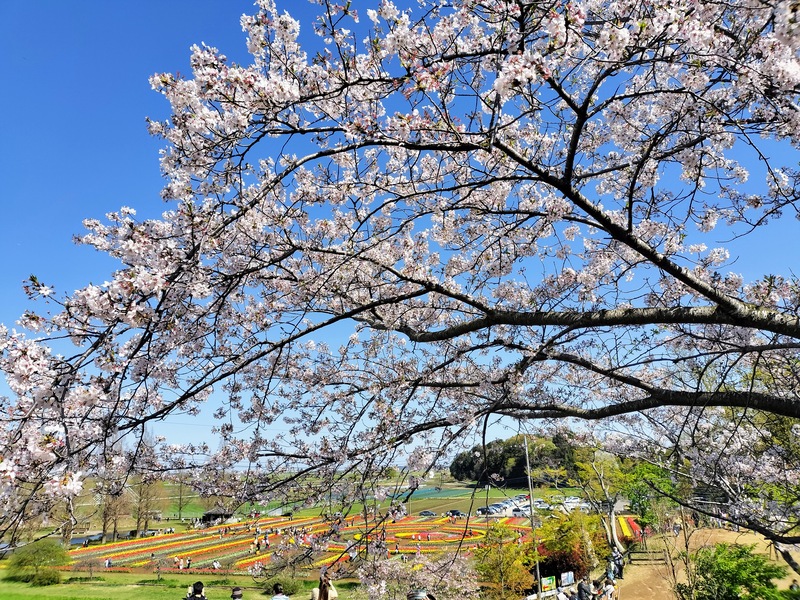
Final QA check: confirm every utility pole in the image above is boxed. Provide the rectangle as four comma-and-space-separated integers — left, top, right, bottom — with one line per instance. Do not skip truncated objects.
524, 435, 543, 599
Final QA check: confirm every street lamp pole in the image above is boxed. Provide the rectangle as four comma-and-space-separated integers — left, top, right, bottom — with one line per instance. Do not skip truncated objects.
524, 434, 543, 599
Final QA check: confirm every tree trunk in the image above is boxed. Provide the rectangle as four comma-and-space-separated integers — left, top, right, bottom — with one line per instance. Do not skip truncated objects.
101, 506, 110, 544
776, 544, 800, 578
607, 507, 625, 552
61, 517, 74, 548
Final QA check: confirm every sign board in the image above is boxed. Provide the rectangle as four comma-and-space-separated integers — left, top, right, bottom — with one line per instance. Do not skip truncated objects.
541, 576, 557, 592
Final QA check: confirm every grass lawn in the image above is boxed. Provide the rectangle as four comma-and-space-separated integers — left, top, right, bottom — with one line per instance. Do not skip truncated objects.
0, 578, 253, 600
0, 572, 278, 600
0, 573, 364, 600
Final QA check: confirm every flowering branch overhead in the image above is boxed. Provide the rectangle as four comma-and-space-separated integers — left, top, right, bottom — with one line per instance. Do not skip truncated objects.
2, 0, 800, 560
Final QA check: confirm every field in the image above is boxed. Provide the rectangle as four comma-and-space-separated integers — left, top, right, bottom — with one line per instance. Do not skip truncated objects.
4, 529, 799, 600
0, 485, 587, 596
65, 512, 540, 573
4, 526, 800, 600
5, 485, 721, 600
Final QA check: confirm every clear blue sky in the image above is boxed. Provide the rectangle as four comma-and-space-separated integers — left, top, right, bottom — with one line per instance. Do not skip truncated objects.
0, 1, 265, 446
0, 0, 259, 328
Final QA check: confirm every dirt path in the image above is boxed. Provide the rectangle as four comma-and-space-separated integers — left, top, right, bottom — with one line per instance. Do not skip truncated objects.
615, 557, 672, 600
610, 528, 798, 600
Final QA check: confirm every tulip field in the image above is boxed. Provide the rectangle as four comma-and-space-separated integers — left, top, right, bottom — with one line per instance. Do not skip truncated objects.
68, 512, 642, 577
69, 514, 515, 575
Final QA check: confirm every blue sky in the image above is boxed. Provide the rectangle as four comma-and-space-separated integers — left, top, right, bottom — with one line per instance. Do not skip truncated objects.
0, 1, 264, 446
0, 1, 259, 328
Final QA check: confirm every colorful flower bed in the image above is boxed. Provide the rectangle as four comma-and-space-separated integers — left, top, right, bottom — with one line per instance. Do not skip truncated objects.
617, 515, 643, 539
69, 513, 533, 573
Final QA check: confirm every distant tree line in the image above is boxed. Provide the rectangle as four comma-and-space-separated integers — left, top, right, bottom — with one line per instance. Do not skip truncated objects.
449, 434, 577, 486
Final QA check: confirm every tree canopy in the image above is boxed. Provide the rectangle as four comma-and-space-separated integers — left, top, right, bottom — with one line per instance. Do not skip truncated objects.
675, 543, 787, 600
6, 539, 70, 584
2, 0, 800, 568
449, 434, 575, 484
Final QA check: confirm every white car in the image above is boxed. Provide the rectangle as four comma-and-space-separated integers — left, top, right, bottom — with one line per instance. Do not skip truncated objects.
511, 505, 531, 517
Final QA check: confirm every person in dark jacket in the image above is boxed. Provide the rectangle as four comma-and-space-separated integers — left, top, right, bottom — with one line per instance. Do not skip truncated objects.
576, 575, 592, 600
188, 581, 207, 599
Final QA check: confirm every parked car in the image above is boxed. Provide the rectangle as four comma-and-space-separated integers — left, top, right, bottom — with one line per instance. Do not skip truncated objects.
419, 510, 437, 517
476, 506, 499, 516
445, 509, 468, 518
138, 529, 159, 537
511, 505, 531, 517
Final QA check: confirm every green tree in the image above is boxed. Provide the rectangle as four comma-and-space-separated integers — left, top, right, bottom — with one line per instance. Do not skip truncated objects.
474, 524, 536, 600
575, 450, 628, 550
622, 462, 676, 533
6, 539, 70, 585
552, 433, 578, 480
675, 543, 786, 600
449, 435, 570, 486
449, 438, 524, 483
538, 510, 605, 579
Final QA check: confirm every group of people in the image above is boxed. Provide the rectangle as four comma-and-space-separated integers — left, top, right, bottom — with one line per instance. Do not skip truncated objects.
549, 547, 625, 600
182, 576, 336, 600
552, 574, 618, 600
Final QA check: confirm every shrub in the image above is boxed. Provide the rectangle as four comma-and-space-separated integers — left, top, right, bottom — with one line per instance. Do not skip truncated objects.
31, 568, 61, 586
264, 575, 303, 595
6, 539, 70, 584
66, 576, 105, 582
136, 578, 182, 587
675, 543, 786, 600
538, 545, 591, 580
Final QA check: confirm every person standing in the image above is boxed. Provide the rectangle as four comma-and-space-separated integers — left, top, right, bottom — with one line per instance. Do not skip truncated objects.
272, 582, 291, 600
188, 581, 207, 600
231, 587, 244, 599
601, 578, 617, 599
576, 575, 592, 600
311, 573, 338, 600
612, 547, 624, 579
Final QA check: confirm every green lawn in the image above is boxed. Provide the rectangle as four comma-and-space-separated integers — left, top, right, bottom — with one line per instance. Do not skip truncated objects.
0, 578, 253, 600
0, 573, 363, 600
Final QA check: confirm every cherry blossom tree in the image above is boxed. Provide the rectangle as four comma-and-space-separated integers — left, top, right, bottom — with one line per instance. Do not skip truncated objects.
2, 0, 800, 572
